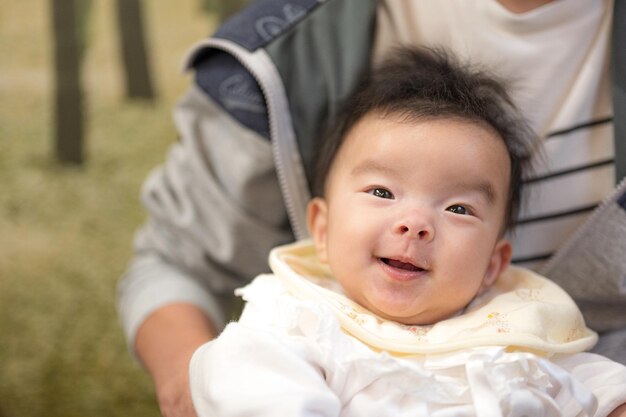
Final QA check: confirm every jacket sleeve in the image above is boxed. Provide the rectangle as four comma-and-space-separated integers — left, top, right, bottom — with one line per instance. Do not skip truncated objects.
117, 78, 294, 349
189, 322, 341, 417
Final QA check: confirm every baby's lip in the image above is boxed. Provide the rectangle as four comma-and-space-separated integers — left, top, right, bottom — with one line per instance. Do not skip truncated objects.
379, 257, 429, 272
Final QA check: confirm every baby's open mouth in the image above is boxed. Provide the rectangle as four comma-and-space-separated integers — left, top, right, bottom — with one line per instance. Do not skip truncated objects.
381, 258, 425, 272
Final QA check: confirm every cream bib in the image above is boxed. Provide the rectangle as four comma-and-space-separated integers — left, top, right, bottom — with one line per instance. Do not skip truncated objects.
269, 241, 597, 356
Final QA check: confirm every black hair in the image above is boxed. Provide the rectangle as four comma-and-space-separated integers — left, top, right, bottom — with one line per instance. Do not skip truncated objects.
312, 46, 535, 231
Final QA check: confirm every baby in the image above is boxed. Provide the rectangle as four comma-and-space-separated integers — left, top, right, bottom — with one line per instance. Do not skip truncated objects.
189, 47, 626, 416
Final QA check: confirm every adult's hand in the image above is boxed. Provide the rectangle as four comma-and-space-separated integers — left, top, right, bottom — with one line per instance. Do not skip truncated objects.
135, 303, 217, 417
609, 403, 626, 417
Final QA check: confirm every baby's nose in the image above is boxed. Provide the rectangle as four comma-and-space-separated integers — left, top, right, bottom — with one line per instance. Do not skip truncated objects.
394, 218, 434, 242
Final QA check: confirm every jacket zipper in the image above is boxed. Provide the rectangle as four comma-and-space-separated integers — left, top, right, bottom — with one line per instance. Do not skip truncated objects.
186, 38, 311, 240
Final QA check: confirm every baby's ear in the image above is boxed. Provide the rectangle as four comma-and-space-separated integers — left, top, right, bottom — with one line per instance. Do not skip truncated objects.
307, 198, 329, 263
481, 239, 512, 290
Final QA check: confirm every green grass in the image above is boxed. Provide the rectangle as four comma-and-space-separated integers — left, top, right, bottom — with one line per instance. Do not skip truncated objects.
0, 2, 217, 416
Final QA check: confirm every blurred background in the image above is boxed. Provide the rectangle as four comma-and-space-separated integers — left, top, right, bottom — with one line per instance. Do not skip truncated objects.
0, 1, 244, 415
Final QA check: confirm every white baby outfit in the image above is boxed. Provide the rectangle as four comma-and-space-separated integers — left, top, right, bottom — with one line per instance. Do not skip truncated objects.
190, 241, 626, 417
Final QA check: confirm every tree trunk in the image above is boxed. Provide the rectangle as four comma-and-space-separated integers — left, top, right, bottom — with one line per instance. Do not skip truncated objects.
200, 0, 249, 22
51, 0, 84, 164
219, 0, 249, 21
116, 0, 155, 100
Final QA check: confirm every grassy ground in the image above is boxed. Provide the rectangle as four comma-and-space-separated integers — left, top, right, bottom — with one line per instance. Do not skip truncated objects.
0, 2, 216, 416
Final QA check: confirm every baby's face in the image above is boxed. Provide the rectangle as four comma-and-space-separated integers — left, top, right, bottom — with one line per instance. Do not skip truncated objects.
308, 113, 512, 325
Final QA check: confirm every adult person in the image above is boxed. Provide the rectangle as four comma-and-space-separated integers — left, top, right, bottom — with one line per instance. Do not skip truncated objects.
117, 1, 626, 416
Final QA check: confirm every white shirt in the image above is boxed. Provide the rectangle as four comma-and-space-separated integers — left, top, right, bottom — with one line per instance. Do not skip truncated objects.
189, 242, 626, 417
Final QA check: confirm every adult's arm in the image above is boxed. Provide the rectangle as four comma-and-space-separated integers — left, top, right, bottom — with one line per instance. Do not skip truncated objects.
117, 80, 294, 415
135, 303, 216, 417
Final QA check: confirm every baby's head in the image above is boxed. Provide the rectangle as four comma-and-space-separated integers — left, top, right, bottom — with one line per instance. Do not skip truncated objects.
308, 47, 534, 326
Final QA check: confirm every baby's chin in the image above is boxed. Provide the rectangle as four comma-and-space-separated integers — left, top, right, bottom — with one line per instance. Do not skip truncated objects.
345, 286, 463, 325
369, 304, 462, 326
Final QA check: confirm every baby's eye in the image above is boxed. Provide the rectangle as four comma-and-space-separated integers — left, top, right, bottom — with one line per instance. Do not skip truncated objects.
446, 204, 470, 215
367, 188, 394, 199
